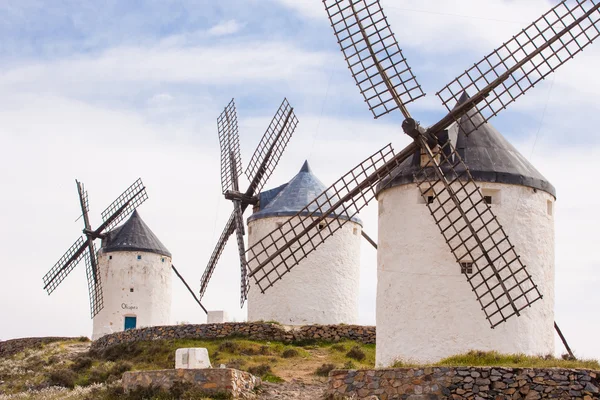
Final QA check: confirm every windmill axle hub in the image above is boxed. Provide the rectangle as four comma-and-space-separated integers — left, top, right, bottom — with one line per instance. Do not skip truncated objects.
402, 118, 437, 148
224, 190, 259, 205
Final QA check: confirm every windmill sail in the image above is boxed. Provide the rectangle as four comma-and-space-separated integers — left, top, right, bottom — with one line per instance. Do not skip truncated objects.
414, 136, 543, 328
84, 243, 104, 318
435, 0, 600, 136
245, 98, 298, 194
218, 99, 242, 194
43, 236, 88, 294
100, 178, 148, 232
198, 212, 236, 301
323, 0, 425, 118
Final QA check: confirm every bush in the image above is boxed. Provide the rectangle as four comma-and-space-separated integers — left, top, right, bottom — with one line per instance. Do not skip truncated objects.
331, 344, 346, 352
47, 369, 77, 388
226, 358, 246, 369
282, 348, 299, 358
343, 361, 356, 369
77, 336, 90, 342
218, 341, 239, 354
346, 346, 366, 361
315, 363, 336, 377
71, 356, 93, 372
247, 364, 272, 377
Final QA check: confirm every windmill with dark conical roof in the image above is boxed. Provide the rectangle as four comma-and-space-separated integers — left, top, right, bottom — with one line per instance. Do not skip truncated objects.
244, 0, 594, 364
92, 210, 173, 339
43, 179, 205, 340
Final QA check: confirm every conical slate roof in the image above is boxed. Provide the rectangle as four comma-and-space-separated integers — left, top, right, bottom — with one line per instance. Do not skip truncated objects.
377, 94, 556, 197
102, 210, 171, 257
248, 161, 362, 224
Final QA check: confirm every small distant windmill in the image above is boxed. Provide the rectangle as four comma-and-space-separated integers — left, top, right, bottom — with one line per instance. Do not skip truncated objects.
43, 179, 148, 317
246, 0, 600, 342
198, 98, 299, 306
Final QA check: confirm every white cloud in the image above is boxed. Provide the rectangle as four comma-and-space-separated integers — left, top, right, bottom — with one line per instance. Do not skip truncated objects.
207, 19, 245, 36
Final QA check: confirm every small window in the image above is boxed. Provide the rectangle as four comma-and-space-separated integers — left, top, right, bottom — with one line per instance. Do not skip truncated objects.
130, 288, 134, 293
161, 258, 165, 262
248, 226, 252, 234
460, 261, 473, 275
276, 222, 283, 228
427, 195, 435, 205
482, 189, 500, 205
137, 255, 142, 260
547, 200, 553, 216
109, 255, 112, 260
318, 222, 326, 231
353, 227, 358, 235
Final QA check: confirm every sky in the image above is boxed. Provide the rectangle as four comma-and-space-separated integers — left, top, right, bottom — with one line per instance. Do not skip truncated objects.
1, 0, 599, 360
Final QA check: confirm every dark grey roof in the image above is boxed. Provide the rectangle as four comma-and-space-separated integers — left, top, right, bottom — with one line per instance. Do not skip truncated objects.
248, 161, 362, 225
377, 94, 556, 197
102, 210, 171, 257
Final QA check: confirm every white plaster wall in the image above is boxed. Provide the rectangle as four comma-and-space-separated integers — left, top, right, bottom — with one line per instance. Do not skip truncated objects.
247, 216, 362, 325
92, 250, 172, 340
376, 182, 555, 366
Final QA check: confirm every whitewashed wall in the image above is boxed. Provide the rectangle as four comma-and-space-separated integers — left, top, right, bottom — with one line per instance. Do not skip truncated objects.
92, 250, 172, 340
376, 182, 555, 366
247, 216, 362, 325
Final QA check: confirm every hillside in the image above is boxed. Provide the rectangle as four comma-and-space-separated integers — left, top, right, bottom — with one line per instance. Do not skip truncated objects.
0, 337, 598, 399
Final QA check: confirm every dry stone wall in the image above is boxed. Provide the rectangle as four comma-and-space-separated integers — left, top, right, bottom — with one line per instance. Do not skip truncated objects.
0, 337, 75, 358
91, 323, 375, 351
327, 366, 600, 399
122, 368, 260, 399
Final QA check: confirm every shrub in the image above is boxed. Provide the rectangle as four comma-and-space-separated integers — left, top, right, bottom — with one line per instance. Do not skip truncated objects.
346, 346, 366, 361
282, 348, 299, 358
77, 336, 90, 342
331, 344, 346, 352
47, 369, 77, 388
247, 364, 272, 377
226, 358, 246, 369
218, 341, 239, 354
343, 361, 356, 369
71, 356, 93, 372
315, 363, 336, 377
259, 345, 271, 355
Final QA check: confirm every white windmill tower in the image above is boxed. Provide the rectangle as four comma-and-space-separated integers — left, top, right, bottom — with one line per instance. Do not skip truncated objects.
92, 209, 172, 340
246, 0, 596, 366
376, 95, 556, 364
247, 160, 363, 325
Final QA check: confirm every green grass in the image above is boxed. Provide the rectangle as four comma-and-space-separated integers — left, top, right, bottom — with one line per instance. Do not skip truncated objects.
391, 350, 600, 370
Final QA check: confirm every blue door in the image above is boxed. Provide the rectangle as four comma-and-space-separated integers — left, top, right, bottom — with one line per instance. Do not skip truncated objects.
124, 316, 137, 331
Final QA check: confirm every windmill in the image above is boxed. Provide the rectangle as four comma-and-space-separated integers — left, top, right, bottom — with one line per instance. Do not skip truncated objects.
245, 0, 599, 344
198, 98, 299, 307
43, 179, 148, 317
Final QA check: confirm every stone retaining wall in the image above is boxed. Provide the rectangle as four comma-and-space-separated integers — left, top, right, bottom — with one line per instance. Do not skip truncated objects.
327, 366, 600, 399
91, 323, 375, 351
122, 368, 260, 399
0, 337, 75, 358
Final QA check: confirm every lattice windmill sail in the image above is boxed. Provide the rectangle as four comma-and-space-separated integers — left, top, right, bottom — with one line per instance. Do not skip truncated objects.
43, 179, 148, 318
247, 0, 600, 340
199, 98, 299, 307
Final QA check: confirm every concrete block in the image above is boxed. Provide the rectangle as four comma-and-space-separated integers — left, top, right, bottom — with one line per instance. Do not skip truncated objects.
207, 310, 228, 324
175, 348, 211, 369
